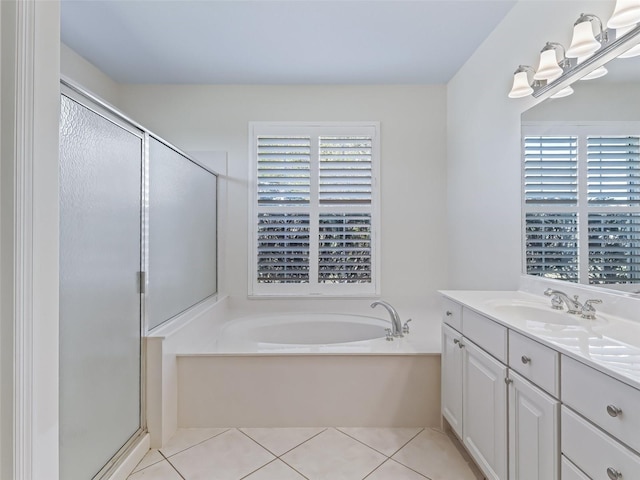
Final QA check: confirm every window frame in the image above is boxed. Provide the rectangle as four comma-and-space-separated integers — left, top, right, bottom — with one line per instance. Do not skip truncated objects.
248, 121, 381, 297
522, 121, 640, 285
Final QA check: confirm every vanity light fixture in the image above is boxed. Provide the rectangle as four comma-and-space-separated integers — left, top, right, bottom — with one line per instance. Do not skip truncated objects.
607, 0, 640, 29
616, 25, 640, 57
534, 42, 569, 81
566, 14, 607, 58
550, 86, 574, 99
508, 65, 535, 98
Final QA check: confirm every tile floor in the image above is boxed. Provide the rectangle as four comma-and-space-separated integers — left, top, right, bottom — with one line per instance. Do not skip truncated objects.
128, 427, 483, 480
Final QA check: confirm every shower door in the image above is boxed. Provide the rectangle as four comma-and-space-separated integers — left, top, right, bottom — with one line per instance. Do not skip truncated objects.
59, 93, 143, 480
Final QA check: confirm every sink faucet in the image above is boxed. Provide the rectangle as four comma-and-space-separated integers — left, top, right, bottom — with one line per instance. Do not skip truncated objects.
543, 288, 583, 314
581, 299, 603, 320
371, 300, 403, 337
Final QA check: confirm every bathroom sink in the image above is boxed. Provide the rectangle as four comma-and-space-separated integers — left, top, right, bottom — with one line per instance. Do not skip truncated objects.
484, 300, 584, 326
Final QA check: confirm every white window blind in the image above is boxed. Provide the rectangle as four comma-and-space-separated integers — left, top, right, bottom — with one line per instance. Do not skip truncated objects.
250, 123, 379, 296
523, 126, 640, 285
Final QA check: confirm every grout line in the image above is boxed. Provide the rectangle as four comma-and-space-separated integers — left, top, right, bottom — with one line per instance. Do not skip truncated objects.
160, 427, 232, 459
237, 458, 280, 480
159, 450, 186, 480
362, 458, 432, 480
236, 428, 282, 458
334, 427, 425, 459
360, 457, 391, 480
238, 427, 328, 458
277, 457, 311, 479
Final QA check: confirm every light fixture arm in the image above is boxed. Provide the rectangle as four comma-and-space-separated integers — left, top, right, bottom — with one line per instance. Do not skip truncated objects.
576, 13, 608, 43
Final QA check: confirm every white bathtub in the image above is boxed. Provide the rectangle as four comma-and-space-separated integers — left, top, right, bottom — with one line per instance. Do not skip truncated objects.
147, 297, 443, 445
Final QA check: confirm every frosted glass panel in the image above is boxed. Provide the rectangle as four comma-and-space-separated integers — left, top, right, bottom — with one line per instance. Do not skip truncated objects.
59, 95, 142, 480
148, 139, 217, 330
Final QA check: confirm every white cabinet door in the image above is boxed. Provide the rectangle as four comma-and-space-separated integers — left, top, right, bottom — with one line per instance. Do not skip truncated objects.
508, 370, 560, 480
463, 340, 508, 480
442, 324, 464, 437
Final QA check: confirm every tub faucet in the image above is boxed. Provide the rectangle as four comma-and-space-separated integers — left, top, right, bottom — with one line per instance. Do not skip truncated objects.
371, 300, 403, 337
544, 288, 582, 314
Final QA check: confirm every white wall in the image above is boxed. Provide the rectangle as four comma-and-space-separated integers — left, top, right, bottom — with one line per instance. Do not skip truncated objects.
446, 0, 612, 290
61, 43, 120, 107
114, 84, 448, 309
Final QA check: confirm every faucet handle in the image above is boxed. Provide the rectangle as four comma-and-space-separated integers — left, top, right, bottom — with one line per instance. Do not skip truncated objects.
581, 299, 602, 319
385, 328, 394, 341
549, 295, 564, 310
402, 319, 412, 335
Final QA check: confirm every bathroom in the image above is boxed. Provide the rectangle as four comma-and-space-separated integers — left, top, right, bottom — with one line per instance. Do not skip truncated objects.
1, 0, 639, 479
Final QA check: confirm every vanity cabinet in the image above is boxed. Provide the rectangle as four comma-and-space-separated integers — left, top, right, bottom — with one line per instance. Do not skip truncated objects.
462, 340, 508, 480
441, 323, 463, 437
442, 307, 508, 480
442, 300, 559, 480
508, 370, 559, 480
441, 293, 640, 480
561, 356, 640, 479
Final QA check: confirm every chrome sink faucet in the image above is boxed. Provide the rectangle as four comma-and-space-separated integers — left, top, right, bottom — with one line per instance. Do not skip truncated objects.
581, 299, 603, 320
371, 300, 403, 337
543, 288, 583, 314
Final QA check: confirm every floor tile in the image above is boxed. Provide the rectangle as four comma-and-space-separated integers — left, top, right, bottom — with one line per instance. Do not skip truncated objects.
131, 449, 164, 473
281, 428, 386, 480
168, 429, 275, 480
242, 459, 307, 479
240, 427, 326, 456
127, 460, 182, 480
365, 459, 428, 479
337, 427, 423, 457
160, 427, 229, 457
392, 428, 476, 480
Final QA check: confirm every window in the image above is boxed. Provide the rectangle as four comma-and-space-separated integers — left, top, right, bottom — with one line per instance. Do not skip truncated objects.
249, 122, 380, 296
522, 124, 640, 285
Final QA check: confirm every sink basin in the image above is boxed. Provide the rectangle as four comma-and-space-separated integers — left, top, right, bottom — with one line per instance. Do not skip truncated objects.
484, 300, 584, 326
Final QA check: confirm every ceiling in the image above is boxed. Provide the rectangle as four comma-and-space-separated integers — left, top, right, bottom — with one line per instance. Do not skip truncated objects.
60, 0, 517, 85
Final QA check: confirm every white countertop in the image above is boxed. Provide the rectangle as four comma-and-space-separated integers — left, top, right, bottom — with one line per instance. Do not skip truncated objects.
440, 290, 640, 390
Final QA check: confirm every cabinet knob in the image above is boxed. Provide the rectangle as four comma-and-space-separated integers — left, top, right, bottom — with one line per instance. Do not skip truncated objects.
606, 405, 622, 417
446, 311, 453, 316
607, 467, 622, 479
521, 355, 531, 364
453, 338, 464, 348
504, 378, 513, 385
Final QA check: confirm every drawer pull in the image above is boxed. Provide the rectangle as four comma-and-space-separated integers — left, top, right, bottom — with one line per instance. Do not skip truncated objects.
521, 355, 531, 364
606, 405, 622, 417
446, 311, 453, 316
607, 467, 622, 479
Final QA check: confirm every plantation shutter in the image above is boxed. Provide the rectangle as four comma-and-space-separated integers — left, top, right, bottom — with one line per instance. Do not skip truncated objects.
523, 127, 640, 285
587, 136, 640, 206
523, 136, 579, 280
251, 123, 379, 295
524, 136, 578, 205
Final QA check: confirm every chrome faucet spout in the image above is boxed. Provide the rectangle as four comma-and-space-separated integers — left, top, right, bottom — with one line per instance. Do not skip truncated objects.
371, 300, 403, 337
544, 288, 583, 314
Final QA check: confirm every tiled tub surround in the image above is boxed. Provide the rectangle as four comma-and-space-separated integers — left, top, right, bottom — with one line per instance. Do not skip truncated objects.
128, 426, 481, 480
147, 296, 443, 448
441, 281, 640, 480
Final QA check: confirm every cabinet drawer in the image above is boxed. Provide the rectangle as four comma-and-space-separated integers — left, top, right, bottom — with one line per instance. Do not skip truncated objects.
509, 330, 559, 397
442, 298, 462, 332
561, 456, 590, 480
562, 407, 640, 480
562, 355, 640, 453
462, 309, 507, 363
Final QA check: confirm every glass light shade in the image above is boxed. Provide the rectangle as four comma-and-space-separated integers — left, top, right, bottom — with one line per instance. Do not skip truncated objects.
566, 20, 601, 58
550, 86, 574, 99
580, 65, 608, 80
508, 71, 533, 98
534, 49, 564, 81
607, 0, 640, 29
